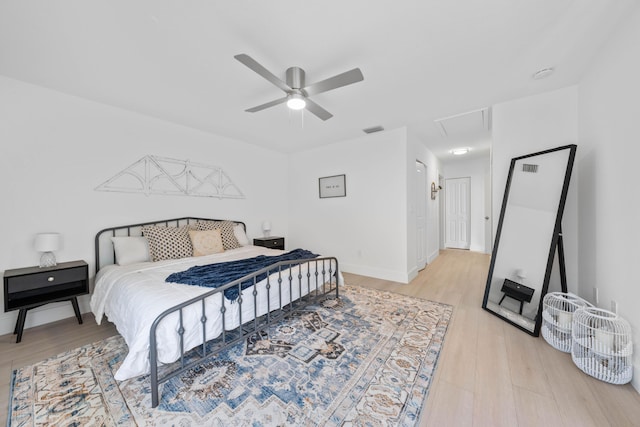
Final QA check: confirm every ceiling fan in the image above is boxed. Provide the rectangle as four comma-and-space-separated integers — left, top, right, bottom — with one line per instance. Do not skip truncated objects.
234, 54, 364, 121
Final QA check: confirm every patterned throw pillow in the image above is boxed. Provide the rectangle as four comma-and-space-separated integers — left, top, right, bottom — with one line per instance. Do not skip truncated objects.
142, 225, 193, 262
188, 229, 224, 256
195, 220, 241, 250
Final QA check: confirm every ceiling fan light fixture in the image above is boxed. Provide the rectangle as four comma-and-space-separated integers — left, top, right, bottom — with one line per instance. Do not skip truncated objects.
287, 94, 306, 110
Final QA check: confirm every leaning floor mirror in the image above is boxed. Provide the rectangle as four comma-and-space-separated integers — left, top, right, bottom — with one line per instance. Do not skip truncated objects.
482, 144, 577, 336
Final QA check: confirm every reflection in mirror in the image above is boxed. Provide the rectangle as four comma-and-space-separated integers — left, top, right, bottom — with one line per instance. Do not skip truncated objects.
482, 145, 577, 336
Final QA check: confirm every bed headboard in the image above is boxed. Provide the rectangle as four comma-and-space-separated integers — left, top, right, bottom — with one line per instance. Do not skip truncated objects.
94, 217, 247, 273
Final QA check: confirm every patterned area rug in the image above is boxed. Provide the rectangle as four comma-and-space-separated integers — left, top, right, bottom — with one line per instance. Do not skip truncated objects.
8, 285, 452, 426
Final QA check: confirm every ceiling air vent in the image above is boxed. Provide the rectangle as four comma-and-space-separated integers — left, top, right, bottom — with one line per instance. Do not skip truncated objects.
522, 164, 539, 173
363, 125, 384, 134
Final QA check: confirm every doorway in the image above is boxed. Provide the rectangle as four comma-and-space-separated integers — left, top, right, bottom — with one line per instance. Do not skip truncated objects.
439, 174, 445, 250
416, 161, 427, 270
484, 169, 492, 253
445, 177, 471, 249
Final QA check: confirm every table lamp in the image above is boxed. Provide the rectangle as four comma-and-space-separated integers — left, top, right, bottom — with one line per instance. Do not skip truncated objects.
35, 233, 61, 268
262, 221, 271, 238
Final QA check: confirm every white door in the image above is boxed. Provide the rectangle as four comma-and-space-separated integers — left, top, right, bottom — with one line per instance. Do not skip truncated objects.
445, 177, 471, 249
416, 161, 428, 270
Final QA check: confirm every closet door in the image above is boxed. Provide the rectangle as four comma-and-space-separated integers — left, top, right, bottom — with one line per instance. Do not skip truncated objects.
416, 161, 428, 270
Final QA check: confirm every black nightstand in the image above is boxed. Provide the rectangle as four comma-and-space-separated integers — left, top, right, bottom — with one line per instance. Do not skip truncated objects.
253, 237, 285, 250
3, 260, 89, 343
498, 278, 534, 315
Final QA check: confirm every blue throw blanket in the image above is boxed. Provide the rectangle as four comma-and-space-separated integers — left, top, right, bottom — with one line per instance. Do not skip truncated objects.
166, 249, 319, 301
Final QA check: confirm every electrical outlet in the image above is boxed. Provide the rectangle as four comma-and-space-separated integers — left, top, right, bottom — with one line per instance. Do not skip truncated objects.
611, 300, 618, 314
593, 287, 599, 305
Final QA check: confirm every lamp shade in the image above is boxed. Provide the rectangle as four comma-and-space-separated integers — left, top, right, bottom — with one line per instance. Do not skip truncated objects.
34, 233, 61, 252
261, 221, 272, 238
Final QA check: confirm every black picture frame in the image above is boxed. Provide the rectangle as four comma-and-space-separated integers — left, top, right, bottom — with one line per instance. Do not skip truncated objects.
319, 174, 346, 198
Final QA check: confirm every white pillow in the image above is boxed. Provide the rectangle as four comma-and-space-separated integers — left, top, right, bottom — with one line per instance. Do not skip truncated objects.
233, 224, 250, 246
111, 236, 151, 266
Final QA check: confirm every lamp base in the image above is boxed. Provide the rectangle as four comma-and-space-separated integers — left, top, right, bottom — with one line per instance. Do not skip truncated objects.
39, 252, 57, 268
263, 231, 271, 238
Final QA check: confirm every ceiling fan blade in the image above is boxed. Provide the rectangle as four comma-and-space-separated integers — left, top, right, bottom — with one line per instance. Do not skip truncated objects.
304, 98, 333, 121
245, 96, 289, 113
303, 68, 364, 97
234, 54, 291, 93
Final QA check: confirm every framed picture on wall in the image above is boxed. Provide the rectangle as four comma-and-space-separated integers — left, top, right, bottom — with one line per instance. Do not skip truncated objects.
319, 174, 346, 198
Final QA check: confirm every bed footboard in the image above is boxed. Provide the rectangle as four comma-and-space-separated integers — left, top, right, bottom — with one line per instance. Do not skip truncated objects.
149, 256, 339, 408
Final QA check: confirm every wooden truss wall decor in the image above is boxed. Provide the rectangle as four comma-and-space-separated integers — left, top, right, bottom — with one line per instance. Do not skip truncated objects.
95, 155, 245, 199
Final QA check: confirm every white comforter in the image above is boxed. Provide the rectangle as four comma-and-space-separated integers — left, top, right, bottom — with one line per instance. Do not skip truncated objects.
90, 246, 339, 381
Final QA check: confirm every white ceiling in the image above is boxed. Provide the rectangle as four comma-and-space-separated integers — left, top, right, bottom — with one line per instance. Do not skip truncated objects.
0, 1, 636, 159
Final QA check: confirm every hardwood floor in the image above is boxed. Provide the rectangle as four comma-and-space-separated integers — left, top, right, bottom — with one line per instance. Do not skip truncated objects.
346, 249, 640, 427
1, 249, 639, 425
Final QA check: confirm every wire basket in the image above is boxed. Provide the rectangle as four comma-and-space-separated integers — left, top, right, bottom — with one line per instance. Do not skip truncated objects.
542, 292, 592, 352
571, 307, 633, 384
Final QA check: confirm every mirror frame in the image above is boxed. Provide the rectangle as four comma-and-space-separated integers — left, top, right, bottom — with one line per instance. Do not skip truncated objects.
482, 144, 577, 336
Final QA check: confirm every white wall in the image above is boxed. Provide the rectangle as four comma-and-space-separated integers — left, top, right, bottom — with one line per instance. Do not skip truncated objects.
441, 155, 490, 253
577, 5, 640, 392
492, 86, 579, 295
288, 127, 416, 283
0, 76, 289, 335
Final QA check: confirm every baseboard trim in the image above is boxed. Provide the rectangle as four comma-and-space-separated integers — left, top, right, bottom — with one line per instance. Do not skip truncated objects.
340, 263, 411, 284
407, 267, 419, 283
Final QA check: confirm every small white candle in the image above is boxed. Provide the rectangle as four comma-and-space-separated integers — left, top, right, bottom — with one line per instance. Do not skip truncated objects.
557, 311, 573, 328
595, 328, 614, 352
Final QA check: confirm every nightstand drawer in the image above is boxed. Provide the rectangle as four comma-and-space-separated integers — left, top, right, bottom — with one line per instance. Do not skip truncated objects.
7, 267, 86, 293
253, 237, 285, 250
266, 238, 284, 248
500, 279, 534, 302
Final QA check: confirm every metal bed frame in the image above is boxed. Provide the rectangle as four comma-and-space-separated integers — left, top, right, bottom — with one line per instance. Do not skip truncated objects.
94, 217, 339, 407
